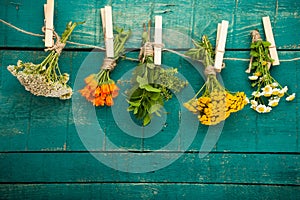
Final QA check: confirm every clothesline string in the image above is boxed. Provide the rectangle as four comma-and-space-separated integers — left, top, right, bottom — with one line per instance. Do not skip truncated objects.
1, 19, 300, 62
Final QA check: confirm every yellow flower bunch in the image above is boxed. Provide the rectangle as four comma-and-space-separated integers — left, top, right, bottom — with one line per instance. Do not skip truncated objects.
184, 75, 248, 125
184, 35, 248, 125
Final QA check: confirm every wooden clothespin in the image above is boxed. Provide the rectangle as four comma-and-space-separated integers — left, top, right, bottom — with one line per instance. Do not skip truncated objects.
215, 23, 222, 49
154, 16, 162, 65
262, 16, 280, 66
214, 20, 229, 72
100, 6, 114, 58
44, 0, 54, 47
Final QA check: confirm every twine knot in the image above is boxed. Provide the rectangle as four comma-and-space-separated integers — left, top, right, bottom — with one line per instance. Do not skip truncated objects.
101, 58, 116, 71
143, 42, 154, 57
204, 65, 217, 76
250, 30, 261, 42
43, 27, 66, 55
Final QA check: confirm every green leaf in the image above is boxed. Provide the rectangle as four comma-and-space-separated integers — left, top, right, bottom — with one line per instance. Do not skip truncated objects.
155, 110, 161, 117
149, 104, 162, 114
143, 114, 151, 126
136, 75, 148, 87
141, 85, 161, 93
252, 62, 259, 67
250, 50, 259, 57
128, 100, 141, 107
147, 63, 155, 69
134, 107, 139, 114
262, 41, 271, 47
251, 82, 258, 87
149, 92, 161, 100
127, 105, 135, 111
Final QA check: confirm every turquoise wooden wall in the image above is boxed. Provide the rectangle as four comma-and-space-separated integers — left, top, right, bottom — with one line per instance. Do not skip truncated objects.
0, 0, 299, 199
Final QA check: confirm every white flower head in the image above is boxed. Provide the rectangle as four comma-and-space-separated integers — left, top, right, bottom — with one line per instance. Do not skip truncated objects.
286, 93, 296, 101
245, 97, 250, 104
271, 82, 279, 88
255, 104, 272, 113
265, 106, 272, 113
250, 100, 258, 107
252, 91, 261, 98
268, 97, 280, 107
282, 86, 288, 93
248, 75, 259, 80
262, 85, 273, 97
272, 88, 280, 95
255, 104, 267, 113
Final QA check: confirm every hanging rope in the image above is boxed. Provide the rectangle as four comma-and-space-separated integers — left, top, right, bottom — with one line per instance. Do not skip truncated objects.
1, 19, 300, 62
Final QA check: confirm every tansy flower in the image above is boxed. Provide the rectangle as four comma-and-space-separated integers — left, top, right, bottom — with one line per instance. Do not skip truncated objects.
286, 93, 296, 101
248, 75, 258, 80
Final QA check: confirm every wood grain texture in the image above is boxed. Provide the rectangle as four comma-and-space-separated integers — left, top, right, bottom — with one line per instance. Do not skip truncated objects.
0, 0, 299, 199
0, 51, 299, 152
0, 152, 299, 185
0, 183, 299, 200
0, 0, 299, 49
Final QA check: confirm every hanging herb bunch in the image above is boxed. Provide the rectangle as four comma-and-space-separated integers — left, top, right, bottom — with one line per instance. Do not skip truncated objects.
246, 30, 295, 113
127, 22, 187, 126
7, 21, 83, 100
183, 35, 248, 125
79, 27, 131, 106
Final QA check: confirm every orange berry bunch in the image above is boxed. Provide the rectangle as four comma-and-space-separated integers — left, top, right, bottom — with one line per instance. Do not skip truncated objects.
79, 73, 119, 107
184, 75, 248, 125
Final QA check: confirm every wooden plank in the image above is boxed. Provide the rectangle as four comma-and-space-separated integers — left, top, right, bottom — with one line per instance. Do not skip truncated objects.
0, 183, 299, 200
0, 0, 299, 49
0, 152, 299, 184
0, 51, 299, 152
214, 51, 299, 152
0, 50, 31, 151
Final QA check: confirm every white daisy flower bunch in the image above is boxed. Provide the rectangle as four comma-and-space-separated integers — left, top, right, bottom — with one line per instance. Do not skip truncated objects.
246, 30, 296, 113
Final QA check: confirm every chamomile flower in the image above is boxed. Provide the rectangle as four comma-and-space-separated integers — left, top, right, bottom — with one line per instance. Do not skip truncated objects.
271, 82, 278, 88
255, 104, 268, 113
281, 86, 288, 93
252, 91, 261, 98
268, 97, 280, 107
272, 88, 280, 95
250, 100, 258, 109
265, 106, 272, 113
248, 75, 259, 80
261, 85, 273, 97
286, 93, 296, 101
